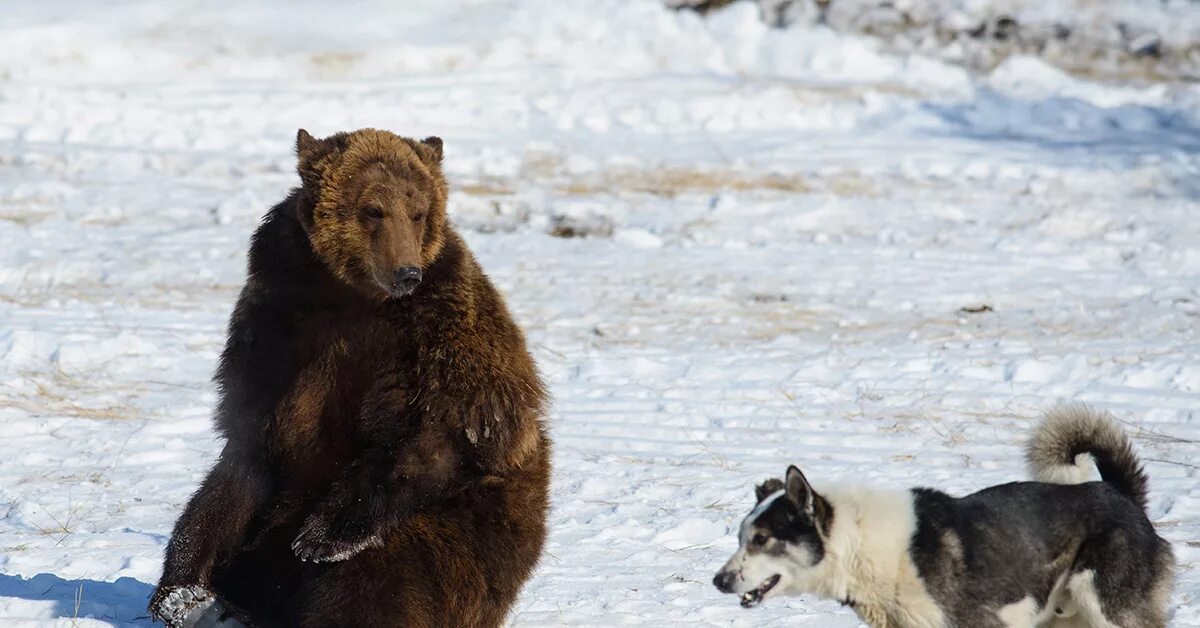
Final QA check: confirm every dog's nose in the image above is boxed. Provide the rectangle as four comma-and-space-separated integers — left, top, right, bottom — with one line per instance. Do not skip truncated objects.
393, 266, 422, 294
713, 572, 735, 593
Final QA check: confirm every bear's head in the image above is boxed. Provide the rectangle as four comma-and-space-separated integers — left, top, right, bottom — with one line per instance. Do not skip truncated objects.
294, 128, 448, 300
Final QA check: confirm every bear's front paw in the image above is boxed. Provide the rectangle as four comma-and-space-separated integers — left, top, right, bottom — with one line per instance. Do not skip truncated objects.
291, 514, 382, 563
148, 584, 216, 627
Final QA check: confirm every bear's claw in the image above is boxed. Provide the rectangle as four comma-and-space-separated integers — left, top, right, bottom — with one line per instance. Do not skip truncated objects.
291, 515, 381, 563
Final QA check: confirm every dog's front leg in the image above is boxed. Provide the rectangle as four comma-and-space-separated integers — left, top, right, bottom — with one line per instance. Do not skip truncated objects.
854, 604, 890, 628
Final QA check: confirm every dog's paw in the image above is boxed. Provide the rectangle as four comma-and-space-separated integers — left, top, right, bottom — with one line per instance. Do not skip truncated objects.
291, 515, 381, 563
148, 584, 216, 627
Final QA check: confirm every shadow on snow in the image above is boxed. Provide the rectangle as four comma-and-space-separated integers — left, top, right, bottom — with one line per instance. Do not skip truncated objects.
0, 572, 154, 626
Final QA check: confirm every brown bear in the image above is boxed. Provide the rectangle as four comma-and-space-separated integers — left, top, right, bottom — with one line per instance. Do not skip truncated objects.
148, 128, 551, 628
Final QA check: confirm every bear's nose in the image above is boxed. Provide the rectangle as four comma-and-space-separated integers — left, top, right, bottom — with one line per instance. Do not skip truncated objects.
713, 571, 736, 593
393, 266, 422, 295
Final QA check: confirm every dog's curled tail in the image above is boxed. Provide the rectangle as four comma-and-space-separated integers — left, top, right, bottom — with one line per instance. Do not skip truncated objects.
1026, 405, 1149, 512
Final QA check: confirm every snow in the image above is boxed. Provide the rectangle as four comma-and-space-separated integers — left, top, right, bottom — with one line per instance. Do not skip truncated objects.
0, 0, 1198, 626
689, 0, 1200, 81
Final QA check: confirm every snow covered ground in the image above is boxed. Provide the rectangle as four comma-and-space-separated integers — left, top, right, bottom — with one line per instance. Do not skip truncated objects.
0, 0, 1198, 625
669, 0, 1200, 81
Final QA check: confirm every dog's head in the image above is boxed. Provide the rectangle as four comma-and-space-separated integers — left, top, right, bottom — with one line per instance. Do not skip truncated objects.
712, 465, 834, 608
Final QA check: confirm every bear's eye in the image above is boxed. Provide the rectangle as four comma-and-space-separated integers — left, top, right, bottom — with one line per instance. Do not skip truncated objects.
363, 205, 385, 220
411, 211, 426, 223
751, 533, 768, 547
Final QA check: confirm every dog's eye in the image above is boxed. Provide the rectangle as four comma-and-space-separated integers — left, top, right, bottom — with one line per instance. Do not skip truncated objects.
363, 206, 384, 220
751, 534, 768, 547
411, 211, 426, 223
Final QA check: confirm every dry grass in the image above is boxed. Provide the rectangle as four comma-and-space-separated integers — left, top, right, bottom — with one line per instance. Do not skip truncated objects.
308, 51, 363, 77
31, 500, 82, 547
561, 167, 812, 197
447, 151, 888, 200
72, 583, 83, 626
0, 204, 54, 226
0, 208, 54, 226
0, 278, 238, 309
1, 367, 135, 421
819, 170, 883, 198
457, 181, 517, 196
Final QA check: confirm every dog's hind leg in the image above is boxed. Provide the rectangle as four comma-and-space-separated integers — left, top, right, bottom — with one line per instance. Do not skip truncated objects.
1060, 570, 1120, 628
995, 596, 1040, 628
1065, 530, 1172, 628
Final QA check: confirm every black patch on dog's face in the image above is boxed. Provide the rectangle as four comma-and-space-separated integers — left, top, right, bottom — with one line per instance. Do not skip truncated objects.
745, 492, 828, 564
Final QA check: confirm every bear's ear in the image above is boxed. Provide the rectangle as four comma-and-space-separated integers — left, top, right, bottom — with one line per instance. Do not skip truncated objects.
296, 129, 319, 160
420, 136, 443, 163
295, 129, 345, 187
296, 128, 341, 164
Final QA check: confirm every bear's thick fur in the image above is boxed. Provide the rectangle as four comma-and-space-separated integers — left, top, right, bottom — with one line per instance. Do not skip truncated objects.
149, 129, 551, 628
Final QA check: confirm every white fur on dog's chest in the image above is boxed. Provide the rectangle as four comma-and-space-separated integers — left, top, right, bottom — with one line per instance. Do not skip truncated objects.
819, 486, 945, 628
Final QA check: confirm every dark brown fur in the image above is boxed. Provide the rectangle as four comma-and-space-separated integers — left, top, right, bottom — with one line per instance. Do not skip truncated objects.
149, 128, 551, 628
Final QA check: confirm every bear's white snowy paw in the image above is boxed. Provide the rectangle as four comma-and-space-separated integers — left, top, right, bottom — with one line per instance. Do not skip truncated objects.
149, 585, 220, 627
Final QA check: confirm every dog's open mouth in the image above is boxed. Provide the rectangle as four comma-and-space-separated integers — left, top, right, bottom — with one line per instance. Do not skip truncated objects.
740, 574, 780, 608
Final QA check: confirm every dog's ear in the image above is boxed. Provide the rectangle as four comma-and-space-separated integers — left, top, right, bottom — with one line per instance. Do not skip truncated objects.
784, 465, 817, 515
755, 478, 784, 504
786, 465, 833, 535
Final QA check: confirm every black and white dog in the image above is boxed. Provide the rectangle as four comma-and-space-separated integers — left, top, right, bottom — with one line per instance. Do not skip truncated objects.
713, 406, 1175, 627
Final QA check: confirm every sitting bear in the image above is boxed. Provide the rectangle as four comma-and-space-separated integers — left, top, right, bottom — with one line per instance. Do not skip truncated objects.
149, 128, 551, 628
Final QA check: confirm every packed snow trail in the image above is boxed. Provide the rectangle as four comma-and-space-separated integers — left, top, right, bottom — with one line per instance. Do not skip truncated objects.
0, 1, 1197, 625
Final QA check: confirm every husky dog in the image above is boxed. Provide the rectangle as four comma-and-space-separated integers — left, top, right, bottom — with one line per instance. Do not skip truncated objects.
713, 406, 1175, 627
